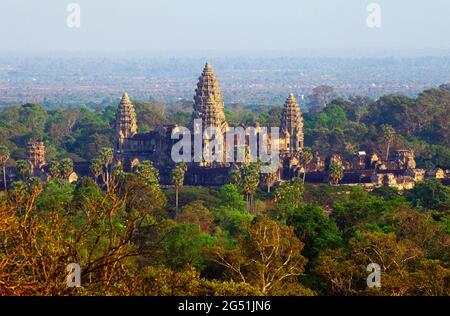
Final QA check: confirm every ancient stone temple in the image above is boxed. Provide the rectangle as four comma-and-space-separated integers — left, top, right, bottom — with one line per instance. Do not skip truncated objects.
27, 140, 46, 175
396, 149, 416, 169
115, 92, 138, 153
280, 93, 304, 154
107, 62, 449, 189
191, 63, 229, 167
113, 92, 177, 181
192, 63, 229, 134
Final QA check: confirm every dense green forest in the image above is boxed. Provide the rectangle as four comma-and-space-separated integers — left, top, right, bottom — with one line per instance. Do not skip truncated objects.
0, 168, 449, 295
0, 85, 449, 168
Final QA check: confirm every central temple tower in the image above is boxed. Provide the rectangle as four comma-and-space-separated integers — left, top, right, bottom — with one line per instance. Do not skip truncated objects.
280, 93, 304, 154
115, 92, 138, 153
192, 63, 228, 133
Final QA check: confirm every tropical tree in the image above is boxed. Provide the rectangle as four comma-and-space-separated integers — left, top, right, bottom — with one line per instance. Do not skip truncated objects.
262, 171, 277, 193
209, 216, 309, 295
381, 124, 395, 161
274, 177, 305, 220
172, 162, 187, 212
0, 145, 10, 193
99, 147, 114, 191
135, 160, 160, 186
231, 163, 260, 213
48, 161, 61, 179
16, 160, 31, 181
328, 161, 344, 185
90, 158, 103, 184
59, 158, 74, 180
296, 147, 313, 183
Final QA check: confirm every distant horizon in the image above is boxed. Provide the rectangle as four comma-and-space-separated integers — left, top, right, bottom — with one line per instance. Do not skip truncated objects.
1, 48, 450, 59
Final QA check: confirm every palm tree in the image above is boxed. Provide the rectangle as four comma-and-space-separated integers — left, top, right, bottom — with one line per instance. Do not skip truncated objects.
172, 162, 187, 212
263, 171, 277, 193
381, 124, 395, 161
90, 158, 103, 184
16, 160, 30, 181
99, 147, 114, 191
135, 160, 160, 186
230, 162, 260, 213
0, 145, 10, 193
49, 161, 61, 179
60, 158, 74, 180
328, 161, 344, 185
236, 163, 260, 213
296, 148, 313, 184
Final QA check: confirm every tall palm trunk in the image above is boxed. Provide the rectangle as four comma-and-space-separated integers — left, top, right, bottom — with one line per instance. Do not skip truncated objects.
246, 194, 250, 213
175, 187, 179, 212
385, 143, 390, 161
2, 164, 7, 193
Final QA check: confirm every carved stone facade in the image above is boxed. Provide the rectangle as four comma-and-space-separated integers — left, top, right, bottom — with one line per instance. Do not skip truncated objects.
396, 149, 416, 169
192, 63, 229, 134
109, 62, 449, 189
27, 140, 46, 175
116, 92, 138, 153
280, 94, 304, 154
113, 63, 308, 184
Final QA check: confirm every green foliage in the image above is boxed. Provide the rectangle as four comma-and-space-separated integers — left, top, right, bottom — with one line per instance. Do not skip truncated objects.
230, 163, 260, 213
287, 204, 343, 258
314, 104, 348, 130
213, 184, 253, 238
37, 179, 74, 212
119, 173, 166, 218
406, 179, 450, 211
217, 184, 246, 211
328, 161, 344, 185
176, 201, 214, 233
60, 158, 74, 179
15, 160, 30, 181
162, 223, 215, 271
274, 178, 305, 220
332, 187, 406, 239
134, 160, 160, 186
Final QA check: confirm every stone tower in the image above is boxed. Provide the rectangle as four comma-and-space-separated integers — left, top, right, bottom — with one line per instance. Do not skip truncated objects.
115, 92, 138, 152
27, 140, 45, 175
280, 94, 304, 153
192, 63, 228, 133
396, 149, 416, 169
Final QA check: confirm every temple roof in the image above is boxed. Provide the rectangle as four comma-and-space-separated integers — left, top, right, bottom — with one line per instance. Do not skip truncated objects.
280, 93, 304, 151
281, 93, 303, 131
119, 92, 132, 108
192, 62, 228, 132
116, 92, 138, 140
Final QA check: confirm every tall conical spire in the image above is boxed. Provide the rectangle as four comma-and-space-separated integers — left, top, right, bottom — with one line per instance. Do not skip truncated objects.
281, 93, 304, 152
121, 92, 131, 104
192, 62, 228, 133
116, 92, 138, 151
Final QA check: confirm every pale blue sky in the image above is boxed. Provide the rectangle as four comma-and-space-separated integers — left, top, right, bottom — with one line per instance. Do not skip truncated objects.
0, 0, 449, 53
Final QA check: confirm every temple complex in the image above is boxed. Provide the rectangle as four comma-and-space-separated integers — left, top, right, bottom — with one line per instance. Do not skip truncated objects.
3, 62, 449, 190
110, 63, 449, 188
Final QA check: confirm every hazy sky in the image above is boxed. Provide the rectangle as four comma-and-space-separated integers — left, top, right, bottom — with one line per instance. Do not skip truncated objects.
0, 0, 449, 54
